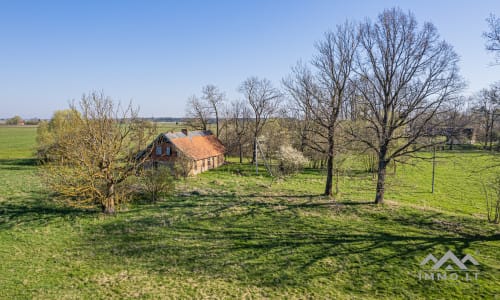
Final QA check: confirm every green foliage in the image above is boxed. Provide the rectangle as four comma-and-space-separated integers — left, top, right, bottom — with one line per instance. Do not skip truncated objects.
35, 109, 82, 161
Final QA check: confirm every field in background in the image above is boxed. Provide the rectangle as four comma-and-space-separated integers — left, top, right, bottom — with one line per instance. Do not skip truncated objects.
0, 126, 37, 159
155, 122, 217, 134
0, 126, 498, 298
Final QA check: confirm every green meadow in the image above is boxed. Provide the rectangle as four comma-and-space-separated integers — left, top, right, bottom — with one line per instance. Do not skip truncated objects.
0, 125, 498, 299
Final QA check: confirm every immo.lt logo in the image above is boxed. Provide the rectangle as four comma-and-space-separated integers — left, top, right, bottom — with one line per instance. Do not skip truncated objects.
418, 250, 480, 281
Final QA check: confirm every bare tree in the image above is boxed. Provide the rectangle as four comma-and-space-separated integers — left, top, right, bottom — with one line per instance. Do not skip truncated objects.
484, 14, 500, 64
474, 83, 500, 150
352, 8, 463, 204
283, 22, 358, 196
202, 84, 225, 138
239, 77, 281, 163
228, 100, 251, 163
41, 91, 156, 214
185, 95, 210, 131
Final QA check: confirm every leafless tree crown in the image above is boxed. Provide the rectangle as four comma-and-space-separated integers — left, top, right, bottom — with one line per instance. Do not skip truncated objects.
484, 14, 500, 63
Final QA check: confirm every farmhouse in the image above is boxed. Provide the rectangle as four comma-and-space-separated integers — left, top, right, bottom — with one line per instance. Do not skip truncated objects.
142, 129, 225, 175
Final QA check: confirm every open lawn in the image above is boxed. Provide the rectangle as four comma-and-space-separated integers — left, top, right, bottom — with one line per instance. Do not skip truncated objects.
0, 126, 498, 299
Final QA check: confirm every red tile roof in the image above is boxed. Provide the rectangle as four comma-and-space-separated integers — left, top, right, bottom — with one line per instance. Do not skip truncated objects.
165, 130, 225, 160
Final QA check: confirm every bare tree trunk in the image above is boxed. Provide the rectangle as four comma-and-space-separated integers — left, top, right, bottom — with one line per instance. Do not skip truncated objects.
375, 164, 387, 204
324, 156, 334, 196
215, 108, 219, 138
239, 143, 243, 163
484, 132, 489, 150
103, 183, 116, 214
252, 138, 257, 164
375, 149, 388, 204
324, 136, 334, 197
484, 115, 491, 150
488, 116, 494, 151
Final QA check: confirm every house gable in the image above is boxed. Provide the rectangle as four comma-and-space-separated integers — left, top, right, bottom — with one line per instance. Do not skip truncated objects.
151, 134, 178, 161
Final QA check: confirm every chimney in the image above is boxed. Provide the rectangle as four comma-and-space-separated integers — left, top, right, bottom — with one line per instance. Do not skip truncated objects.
181, 128, 188, 136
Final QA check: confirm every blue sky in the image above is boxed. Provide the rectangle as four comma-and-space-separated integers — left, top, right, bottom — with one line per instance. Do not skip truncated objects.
0, 0, 499, 119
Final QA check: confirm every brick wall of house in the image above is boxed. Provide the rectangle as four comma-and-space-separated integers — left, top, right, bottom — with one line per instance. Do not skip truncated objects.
151, 141, 177, 161
190, 154, 225, 175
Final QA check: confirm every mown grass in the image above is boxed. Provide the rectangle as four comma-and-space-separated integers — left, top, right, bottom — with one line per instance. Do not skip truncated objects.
0, 126, 498, 299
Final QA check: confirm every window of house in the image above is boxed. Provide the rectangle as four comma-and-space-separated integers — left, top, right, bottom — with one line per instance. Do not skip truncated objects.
155, 145, 162, 156
166, 146, 171, 156
208, 158, 211, 167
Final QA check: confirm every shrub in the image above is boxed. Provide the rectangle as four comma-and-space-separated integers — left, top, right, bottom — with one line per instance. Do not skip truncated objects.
275, 145, 309, 177
138, 165, 175, 202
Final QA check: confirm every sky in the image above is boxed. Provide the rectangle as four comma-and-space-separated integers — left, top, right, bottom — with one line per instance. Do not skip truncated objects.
0, 0, 499, 119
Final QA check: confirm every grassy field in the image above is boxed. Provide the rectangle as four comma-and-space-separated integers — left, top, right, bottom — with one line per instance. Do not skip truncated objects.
0, 126, 38, 158
0, 125, 499, 299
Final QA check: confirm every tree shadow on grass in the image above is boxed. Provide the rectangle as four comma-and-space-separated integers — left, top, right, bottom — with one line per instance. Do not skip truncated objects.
0, 158, 38, 169
152, 193, 374, 221
81, 194, 499, 297
0, 194, 96, 230
0, 158, 38, 165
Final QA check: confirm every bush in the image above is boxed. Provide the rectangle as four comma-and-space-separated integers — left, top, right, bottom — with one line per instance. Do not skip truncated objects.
275, 145, 309, 177
138, 165, 175, 202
